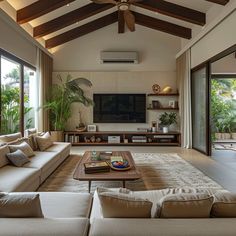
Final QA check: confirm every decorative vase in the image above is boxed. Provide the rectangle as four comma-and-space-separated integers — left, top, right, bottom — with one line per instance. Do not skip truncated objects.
50, 131, 64, 142
163, 127, 168, 133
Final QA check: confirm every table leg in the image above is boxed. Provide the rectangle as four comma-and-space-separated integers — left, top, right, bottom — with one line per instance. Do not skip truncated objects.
122, 180, 126, 188
88, 181, 91, 193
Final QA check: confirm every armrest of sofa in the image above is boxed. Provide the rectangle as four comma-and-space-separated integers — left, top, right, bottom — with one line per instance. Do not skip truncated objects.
89, 218, 236, 236
0, 218, 89, 236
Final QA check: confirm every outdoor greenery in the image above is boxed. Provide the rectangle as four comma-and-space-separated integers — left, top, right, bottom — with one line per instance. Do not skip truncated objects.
211, 79, 236, 134
159, 112, 177, 127
1, 68, 33, 134
43, 74, 93, 131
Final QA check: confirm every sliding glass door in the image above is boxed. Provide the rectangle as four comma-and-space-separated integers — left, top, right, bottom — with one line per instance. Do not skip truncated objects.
0, 49, 36, 135
191, 64, 211, 155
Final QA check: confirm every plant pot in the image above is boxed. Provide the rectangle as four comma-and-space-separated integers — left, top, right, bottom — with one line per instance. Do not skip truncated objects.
231, 133, 236, 140
50, 131, 64, 142
221, 133, 231, 140
215, 133, 222, 140
163, 127, 168, 134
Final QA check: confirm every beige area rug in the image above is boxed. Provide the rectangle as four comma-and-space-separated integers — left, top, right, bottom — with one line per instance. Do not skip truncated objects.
38, 153, 223, 193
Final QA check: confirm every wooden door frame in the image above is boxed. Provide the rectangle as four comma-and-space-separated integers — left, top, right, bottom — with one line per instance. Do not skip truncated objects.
191, 63, 211, 156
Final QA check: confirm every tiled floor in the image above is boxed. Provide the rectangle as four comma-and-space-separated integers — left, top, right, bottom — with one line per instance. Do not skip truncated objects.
71, 146, 236, 192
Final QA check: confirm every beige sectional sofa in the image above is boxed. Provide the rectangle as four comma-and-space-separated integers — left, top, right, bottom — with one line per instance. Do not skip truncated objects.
0, 138, 71, 192
0, 192, 92, 236
89, 188, 236, 236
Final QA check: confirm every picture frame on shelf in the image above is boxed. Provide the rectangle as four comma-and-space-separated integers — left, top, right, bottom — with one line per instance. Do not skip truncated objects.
169, 100, 175, 108
87, 125, 97, 132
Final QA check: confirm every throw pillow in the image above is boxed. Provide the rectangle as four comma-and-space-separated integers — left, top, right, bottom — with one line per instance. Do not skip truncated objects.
6, 150, 30, 167
8, 142, 35, 158
0, 145, 10, 168
0, 193, 44, 218
211, 190, 236, 217
98, 191, 152, 218
25, 128, 37, 137
35, 132, 53, 151
158, 193, 214, 218
0, 132, 22, 143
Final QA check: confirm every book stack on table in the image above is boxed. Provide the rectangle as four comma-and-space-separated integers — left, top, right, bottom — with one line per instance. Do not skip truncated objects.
84, 161, 110, 174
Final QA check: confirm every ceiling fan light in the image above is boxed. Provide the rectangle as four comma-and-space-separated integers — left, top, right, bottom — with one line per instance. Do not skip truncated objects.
118, 3, 129, 11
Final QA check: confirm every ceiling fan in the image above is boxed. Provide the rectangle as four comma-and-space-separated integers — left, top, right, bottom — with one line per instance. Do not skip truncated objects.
91, 0, 142, 32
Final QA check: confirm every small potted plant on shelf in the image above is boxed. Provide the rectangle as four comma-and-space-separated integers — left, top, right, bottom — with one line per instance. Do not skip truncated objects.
43, 74, 93, 141
159, 112, 177, 133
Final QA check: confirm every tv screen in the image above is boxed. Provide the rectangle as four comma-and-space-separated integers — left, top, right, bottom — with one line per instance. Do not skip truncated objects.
93, 94, 146, 123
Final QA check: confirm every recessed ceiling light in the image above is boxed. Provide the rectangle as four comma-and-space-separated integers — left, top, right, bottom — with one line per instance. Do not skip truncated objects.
66, 4, 70, 7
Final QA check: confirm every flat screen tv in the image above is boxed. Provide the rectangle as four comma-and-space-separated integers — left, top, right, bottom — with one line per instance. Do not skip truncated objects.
93, 94, 146, 123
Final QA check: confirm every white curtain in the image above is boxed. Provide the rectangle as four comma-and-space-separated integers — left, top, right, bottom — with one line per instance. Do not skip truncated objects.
176, 49, 192, 148
36, 48, 53, 132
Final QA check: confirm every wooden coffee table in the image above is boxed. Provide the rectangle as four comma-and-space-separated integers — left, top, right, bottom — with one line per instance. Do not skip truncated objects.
73, 151, 141, 192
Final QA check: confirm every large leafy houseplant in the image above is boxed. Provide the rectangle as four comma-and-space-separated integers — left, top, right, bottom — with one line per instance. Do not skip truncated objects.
43, 74, 93, 131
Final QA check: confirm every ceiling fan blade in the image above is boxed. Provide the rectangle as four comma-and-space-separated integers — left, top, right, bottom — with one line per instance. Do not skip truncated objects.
91, 0, 117, 4
124, 10, 135, 32
128, 0, 143, 3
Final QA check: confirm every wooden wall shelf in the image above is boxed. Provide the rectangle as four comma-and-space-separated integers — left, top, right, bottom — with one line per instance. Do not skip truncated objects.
147, 108, 179, 110
64, 131, 181, 147
147, 93, 179, 96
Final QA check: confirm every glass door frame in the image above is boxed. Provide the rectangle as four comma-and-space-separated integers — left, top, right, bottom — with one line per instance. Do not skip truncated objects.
0, 48, 36, 135
191, 62, 211, 156
191, 44, 236, 156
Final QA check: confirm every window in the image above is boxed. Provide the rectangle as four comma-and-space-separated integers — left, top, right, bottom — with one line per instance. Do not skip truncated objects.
0, 49, 36, 135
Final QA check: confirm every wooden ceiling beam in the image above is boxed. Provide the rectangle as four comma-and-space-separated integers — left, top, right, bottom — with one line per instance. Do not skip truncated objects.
134, 0, 206, 26
45, 12, 118, 49
33, 3, 114, 38
133, 12, 192, 39
205, 0, 229, 5
118, 11, 125, 34
17, 0, 76, 24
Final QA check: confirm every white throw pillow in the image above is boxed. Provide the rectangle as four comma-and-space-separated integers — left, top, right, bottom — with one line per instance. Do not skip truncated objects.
36, 132, 53, 151
0, 145, 10, 168
98, 191, 153, 218
157, 193, 214, 218
8, 142, 35, 158
0, 193, 44, 218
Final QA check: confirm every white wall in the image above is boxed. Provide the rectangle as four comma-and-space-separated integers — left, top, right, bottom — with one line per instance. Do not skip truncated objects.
52, 24, 180, 72
52, 23, 180, 131
212, 52, 236, 74
191, 9, 236, 69
0, 10, 37, 66
53, 71, 178, 132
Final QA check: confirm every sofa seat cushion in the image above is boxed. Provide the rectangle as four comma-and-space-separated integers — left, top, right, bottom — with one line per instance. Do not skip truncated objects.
39, 192, 92, 218
23, 151, 59, 170
89, 218, 236, 236
0, 166, 40, 192
45, 142, 71, 153
0, 218, 89, 236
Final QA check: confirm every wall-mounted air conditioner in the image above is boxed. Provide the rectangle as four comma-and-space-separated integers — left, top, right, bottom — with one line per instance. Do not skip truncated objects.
100, 51, 139, 64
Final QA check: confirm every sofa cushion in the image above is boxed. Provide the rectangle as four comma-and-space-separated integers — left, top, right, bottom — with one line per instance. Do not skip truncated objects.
0, 218, 89, 236
45, 142, 71, 152
158, 193, 214, 218
98, 191, 152, 218
0, 192, 43, 218
0, 165, 40, 192
6, 150, 30, 167
89, 218, 236, 236
0, 132, 22, 144
212, 190, 236, 217
23, 151, 59, 169
8, 142, 35, 158
0, 145, 10, 168
39, 192, 92, 218
36, 132, 53, 151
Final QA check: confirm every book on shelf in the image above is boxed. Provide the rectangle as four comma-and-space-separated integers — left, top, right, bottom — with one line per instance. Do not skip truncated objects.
84, 161, 110, 174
